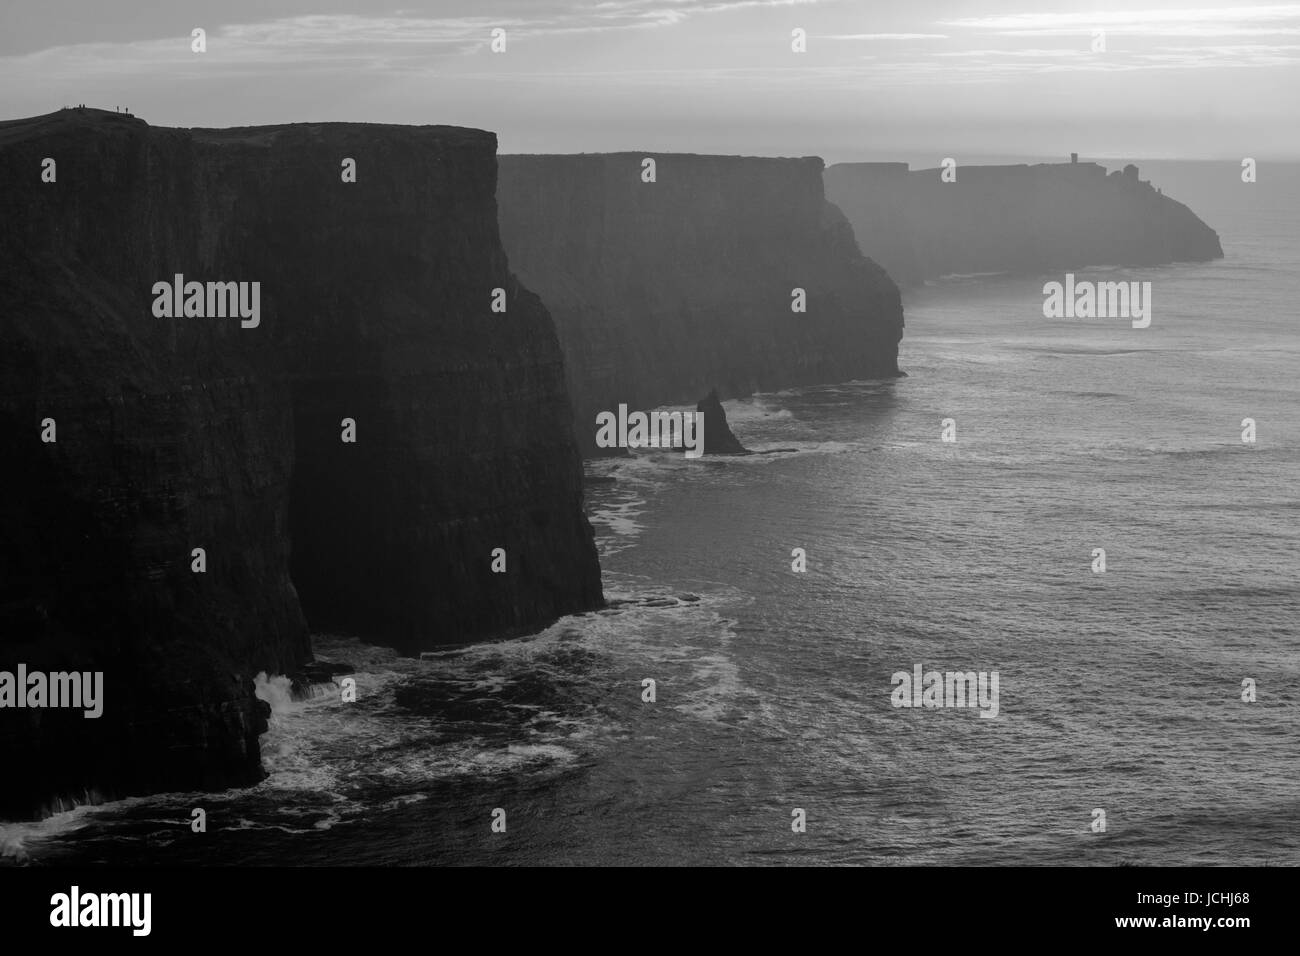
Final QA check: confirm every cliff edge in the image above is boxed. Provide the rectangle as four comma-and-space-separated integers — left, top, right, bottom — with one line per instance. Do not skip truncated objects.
497, 153, 904, 455
0, 109, 602, 818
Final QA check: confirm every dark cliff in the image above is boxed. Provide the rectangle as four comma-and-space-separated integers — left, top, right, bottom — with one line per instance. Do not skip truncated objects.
824, 160, 1224, 287
0, 109, 602, 818
496, 153, 904, 455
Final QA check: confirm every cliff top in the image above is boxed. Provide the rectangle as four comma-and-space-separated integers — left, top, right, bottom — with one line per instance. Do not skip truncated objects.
830, 160, 1108, 174
0, 108, 147, 143
502, 151, 825, 167
0, 109, 495, 147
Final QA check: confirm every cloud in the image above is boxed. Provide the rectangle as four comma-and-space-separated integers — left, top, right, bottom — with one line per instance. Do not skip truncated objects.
936, 48, 1089, 58
817, 33, 949, 40
940, 5, 1300, 32
0, 0, 829, 74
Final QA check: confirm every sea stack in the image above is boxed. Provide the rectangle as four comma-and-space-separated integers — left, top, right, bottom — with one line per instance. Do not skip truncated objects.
697, 389, 749, 455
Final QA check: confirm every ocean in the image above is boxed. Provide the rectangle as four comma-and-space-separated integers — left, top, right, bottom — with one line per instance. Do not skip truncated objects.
4, 162, 1297, 866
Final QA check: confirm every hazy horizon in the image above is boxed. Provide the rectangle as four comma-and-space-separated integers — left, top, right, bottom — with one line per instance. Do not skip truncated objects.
3, 0, 1299, 160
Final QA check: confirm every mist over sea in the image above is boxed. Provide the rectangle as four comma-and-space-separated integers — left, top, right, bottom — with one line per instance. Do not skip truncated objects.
4, 162, 1297, 867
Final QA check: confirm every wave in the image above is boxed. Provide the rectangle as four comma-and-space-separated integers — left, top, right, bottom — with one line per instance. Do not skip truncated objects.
721, 396, 794, 423
3, 578, 755, 861
0, 792, 171, 864
929, 270, 1014, 282
0, 805, 95, 863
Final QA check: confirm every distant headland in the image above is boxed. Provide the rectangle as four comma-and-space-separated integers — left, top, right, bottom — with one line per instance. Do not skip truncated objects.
825, 156, 1224, 286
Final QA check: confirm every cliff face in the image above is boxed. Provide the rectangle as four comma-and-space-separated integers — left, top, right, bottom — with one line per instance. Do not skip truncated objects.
824, 161, 1224, 286
0, 110, 602, 818
496, 154, 904, 455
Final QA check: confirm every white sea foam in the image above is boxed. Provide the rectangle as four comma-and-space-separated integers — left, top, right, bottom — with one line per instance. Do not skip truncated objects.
722, 396, 794, 423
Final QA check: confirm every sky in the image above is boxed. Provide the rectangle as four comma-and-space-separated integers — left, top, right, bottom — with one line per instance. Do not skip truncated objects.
1, 0, 1298, 161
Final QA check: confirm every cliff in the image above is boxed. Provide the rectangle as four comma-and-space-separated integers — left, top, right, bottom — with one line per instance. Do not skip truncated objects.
496, 153, 904, 455
0, 109, 602, 818
824, 160, 1224, 286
